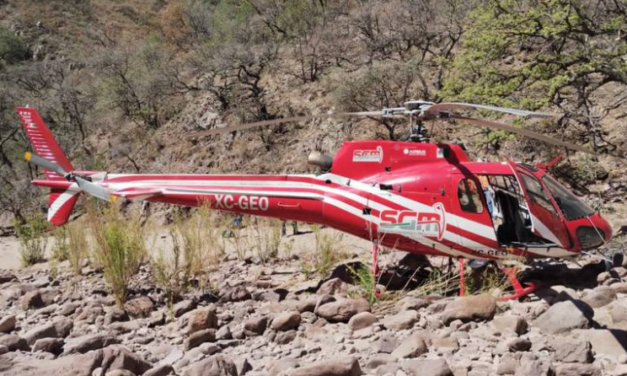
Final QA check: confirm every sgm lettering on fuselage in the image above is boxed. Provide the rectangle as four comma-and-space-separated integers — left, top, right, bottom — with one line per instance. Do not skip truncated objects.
378, 203, 447, 241
214, 194, 269, 211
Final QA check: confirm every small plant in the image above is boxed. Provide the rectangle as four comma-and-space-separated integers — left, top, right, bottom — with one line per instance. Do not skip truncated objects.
88, 203, 147, 306
67, 221, 88, 276
248, 217, 282, 263
15, 212, 49, 267
300, 226, 348, 277
51, 226, 70, 262
153, 229, 189, 308
347, 263, 377, 304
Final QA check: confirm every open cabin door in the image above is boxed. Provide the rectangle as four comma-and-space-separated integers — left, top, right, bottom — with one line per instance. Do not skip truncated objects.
507, 161, 572, 248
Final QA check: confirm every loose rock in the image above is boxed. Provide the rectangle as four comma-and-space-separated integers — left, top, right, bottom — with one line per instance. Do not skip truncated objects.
316, 298, 370, 323
290, 357, 362, 376
271, 311, 301, 331
442, 294, 497, 325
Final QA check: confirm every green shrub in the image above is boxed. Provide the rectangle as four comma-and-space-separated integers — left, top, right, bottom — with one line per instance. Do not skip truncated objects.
88, 204, 147, 306
51, 226, 70, 262
15, 212, 48, 267
0, 28, 30, 65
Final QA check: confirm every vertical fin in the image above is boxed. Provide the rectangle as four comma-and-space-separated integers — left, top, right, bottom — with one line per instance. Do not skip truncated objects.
16, 107, 74, 180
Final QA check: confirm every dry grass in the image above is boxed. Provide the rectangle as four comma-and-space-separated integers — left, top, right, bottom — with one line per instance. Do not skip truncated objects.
15, 212, 48, 267
300, 225, 349, 277
248, 217, 282, 263
152, 229, 189, 308
51, 226, 69, 262
66, 221, 88, 276
87, 203, 148, 306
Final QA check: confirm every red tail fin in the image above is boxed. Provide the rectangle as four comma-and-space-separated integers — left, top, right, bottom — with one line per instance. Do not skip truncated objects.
17, 107, 74, 181
17, 107, 79, 226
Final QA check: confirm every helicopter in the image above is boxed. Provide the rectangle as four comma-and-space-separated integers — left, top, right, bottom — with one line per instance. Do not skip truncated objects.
18, 101, 615, 300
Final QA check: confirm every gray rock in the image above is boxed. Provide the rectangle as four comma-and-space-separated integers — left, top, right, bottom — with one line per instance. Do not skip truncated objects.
184, 329, 216, 350
275, 330, 297, 344
182, 355, 237, 376
442, 294, 497, 325
382, 310, 418, 330
23, 322, 58, 345
497, 353, 520, 375
269, 358, 299, 375
514, 353, 551, 376
104, 308, 129, 325
271, 311, 301, 331
102, 345, 152, 375
430, 337, 459, 351
104, 370, 135, 376
583, 329, 627, 359
533, 300, 593, 334
0, 315, 16, 333
403, 358, 452, 376
0, 270, 17, 284
20, 290, 45, 310
400, 297, 431, 311
504, 338, 531, 352
219, 286, 251, 302
581, 287, 616, 308
187, 308, 218, 335
0, 344, 7, 355
216, 325, 232, 340
392, 333, 428, 359
124, 296, 154, 318
316, 298, 370, 323
366, 353, 396, 370
144, 365, 174, 376
0, 334, 29, 351
32, 337, 64, 354
148, 311, 166, 327
550, 334, 591, 363
64, 334, 118, 354
58, 302, 79, 316
2, 349, 104, 376
492, 315, 528, 335
291, 357, 361, 376
348, 312, 378, 331
52, 316, 73, 338
317, 278, 348, 296
376, 335, 397, 354
174, 300, 196, 317
235, 358, 252, 376
244, 316, 268, 336
555, 363, 601, 376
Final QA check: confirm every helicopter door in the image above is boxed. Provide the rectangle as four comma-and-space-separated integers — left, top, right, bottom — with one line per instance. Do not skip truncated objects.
452, 174, 496, 256
507, 161, 571, 248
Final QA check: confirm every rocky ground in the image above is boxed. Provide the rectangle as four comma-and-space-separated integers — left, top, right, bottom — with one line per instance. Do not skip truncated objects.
1, 237, 627, 376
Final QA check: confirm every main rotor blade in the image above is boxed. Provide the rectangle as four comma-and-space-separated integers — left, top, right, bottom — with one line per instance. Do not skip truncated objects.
75, 177, 114, 202
449, 114, 597, 156
192, 111, 385, 137
425, 103, 556, 119
25, 152, 68, 177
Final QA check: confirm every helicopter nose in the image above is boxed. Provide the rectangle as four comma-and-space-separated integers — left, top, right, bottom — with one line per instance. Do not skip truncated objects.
576, 213, 613, 250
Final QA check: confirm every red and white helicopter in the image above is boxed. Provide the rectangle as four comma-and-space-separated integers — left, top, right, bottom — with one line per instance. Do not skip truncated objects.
18, 101, 614, 299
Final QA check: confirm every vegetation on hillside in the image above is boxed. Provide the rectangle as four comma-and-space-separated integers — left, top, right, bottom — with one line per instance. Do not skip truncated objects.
0, 0, 625, 222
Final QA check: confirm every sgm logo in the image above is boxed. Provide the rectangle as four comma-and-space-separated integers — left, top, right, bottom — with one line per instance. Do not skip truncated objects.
214, 194, 269, 211
379, 203, 446, 240
353, 146, 383, 162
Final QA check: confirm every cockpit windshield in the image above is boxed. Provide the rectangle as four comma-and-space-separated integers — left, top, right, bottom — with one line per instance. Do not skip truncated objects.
542, 174, 595, 220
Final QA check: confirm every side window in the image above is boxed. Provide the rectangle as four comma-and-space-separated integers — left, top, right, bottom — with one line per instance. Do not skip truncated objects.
458, 178, 484, 214
519, 174, 558, 216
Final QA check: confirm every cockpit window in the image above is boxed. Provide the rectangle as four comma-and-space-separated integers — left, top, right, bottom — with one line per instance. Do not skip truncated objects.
519, 173, 558, 216
458, 178, 484, 214
542, 175, 595, 220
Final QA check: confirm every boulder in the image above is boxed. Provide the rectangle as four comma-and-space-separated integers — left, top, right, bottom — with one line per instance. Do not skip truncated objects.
514, 353, 551, 376
555, 363, 601, 376
581, 287, 616, 308
187, 308, 218, 335
317, 278, 349, 296
64, 334, 118, 354
219, 286, 251, 302
23, 322, 58, 345
104, 308, 129, 325
382, 310, 418, 330
492, 315, 528, 335
392, 333, 428, 359
173, 300, 196, 318
20, 290, 45, 310
291, 357, 361, 376
1, 349, 104, 376
442, 294, 497, 325
184, 329, 216, 350
0, 315, 16, 333
532, 300, 593, 334
348, 312, 378, 331
124, 296, 154, 318
144, 365, 174, 376
0, 334, 29, 351
316, 298, 370, 323
182, 355, 237, 376
269, 358, 299, 375
550, 334, 591, 363
376, 335, 397, 354
403, 358, 453, 376
582, 329, 627, 359
274, 330, 297, 344
0, 270, 17, 284
243, 316, 268, 336
430, 337, 459, 351
58, 302, 79, 316
400, 297, 431, 311
271, 311, 301, 331
216, 326, 232, 340
32, 337, 64, 354
102, 345, 152, 375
